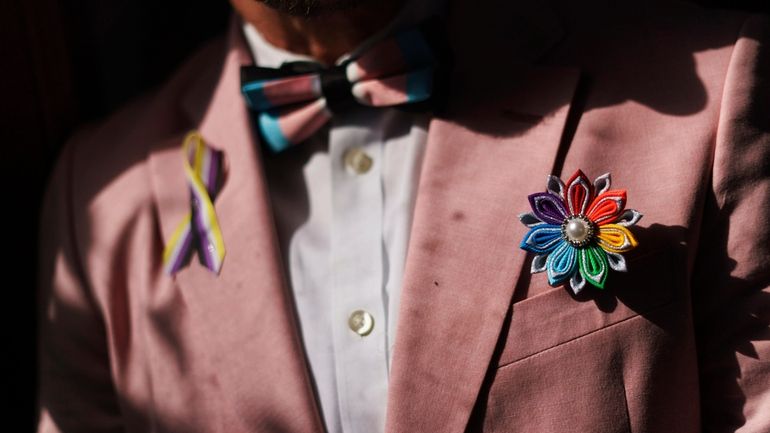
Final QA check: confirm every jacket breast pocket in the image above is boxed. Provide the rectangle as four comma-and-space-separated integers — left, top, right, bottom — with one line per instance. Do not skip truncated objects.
496, 246, 678, 368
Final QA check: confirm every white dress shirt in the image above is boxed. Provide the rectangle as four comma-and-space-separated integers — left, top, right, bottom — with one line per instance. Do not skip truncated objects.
242, 3, 442, 431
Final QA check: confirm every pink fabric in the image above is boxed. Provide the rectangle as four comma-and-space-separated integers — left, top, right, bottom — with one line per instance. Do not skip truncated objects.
352, 74, 411, 106
260, 74, 321, 107
37, 1, 770, 432
276, 98, 331, 144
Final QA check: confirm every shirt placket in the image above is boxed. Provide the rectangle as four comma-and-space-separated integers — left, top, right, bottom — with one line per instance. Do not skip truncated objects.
329, 112, 390, 433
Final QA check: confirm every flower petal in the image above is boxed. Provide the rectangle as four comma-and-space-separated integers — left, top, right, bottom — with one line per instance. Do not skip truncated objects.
616, 209, 644, 227
520, 224, 563, 254
528, 192, 569, 225
531, 254, 548, 274
570, 271, 586, 294
565, 169, 594, 216
597, 224, 639, 253
547, 174, 565, 198
606, 251, 628, 272
518, 212, 544, 228
593, 173, 611, 196
546, 241, 578, 285
586, 190, 627, 226
578, 245, 609, 289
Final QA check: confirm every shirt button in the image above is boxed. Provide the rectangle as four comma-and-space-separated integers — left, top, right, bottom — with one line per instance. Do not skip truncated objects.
348, 310, 374, 336
343, 147, 373, 174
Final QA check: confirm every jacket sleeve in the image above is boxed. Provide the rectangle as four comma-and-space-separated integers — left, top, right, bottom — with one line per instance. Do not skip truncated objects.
693, 13, 770, 433
37, 141, 125, 433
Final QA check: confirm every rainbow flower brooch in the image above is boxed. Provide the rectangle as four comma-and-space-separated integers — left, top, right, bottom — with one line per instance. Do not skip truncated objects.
519, 170, 642, 294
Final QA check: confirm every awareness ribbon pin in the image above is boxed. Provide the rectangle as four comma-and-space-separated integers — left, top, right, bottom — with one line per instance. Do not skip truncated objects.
162, 131, 226, 275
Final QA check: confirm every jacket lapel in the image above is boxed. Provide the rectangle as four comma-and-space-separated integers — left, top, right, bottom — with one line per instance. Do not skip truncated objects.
386, 3, 580, 430
147, 22, 324, 432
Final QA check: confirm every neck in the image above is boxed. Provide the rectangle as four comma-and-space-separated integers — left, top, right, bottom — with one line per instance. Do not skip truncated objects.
231, 0, 406, 65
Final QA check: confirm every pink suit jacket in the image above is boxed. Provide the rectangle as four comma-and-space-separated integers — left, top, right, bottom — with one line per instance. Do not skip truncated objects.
37, 0, 770, 432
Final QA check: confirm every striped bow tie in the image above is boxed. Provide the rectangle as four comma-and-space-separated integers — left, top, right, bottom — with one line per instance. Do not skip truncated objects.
240, 20, 446, 152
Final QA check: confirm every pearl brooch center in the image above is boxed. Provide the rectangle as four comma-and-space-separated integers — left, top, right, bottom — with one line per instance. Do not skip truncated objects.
561, 215, 596, 247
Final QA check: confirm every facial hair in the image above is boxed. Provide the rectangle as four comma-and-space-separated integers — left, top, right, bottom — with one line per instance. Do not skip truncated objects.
257, 0, 373, 17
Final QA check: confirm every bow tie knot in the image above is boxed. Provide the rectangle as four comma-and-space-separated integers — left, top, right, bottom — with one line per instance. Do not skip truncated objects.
318, 64, 357, 114
241, 20, 447, 152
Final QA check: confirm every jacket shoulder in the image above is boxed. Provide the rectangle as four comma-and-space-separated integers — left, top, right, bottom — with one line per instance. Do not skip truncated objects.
62, 35, 226, 214
44, 35, 228, 272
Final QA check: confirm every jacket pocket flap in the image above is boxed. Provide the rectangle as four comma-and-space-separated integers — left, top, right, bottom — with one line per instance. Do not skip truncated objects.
498, 247, 677, 367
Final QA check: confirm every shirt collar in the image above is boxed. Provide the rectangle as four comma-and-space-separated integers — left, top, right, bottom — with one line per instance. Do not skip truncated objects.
241, 0, 447, 68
